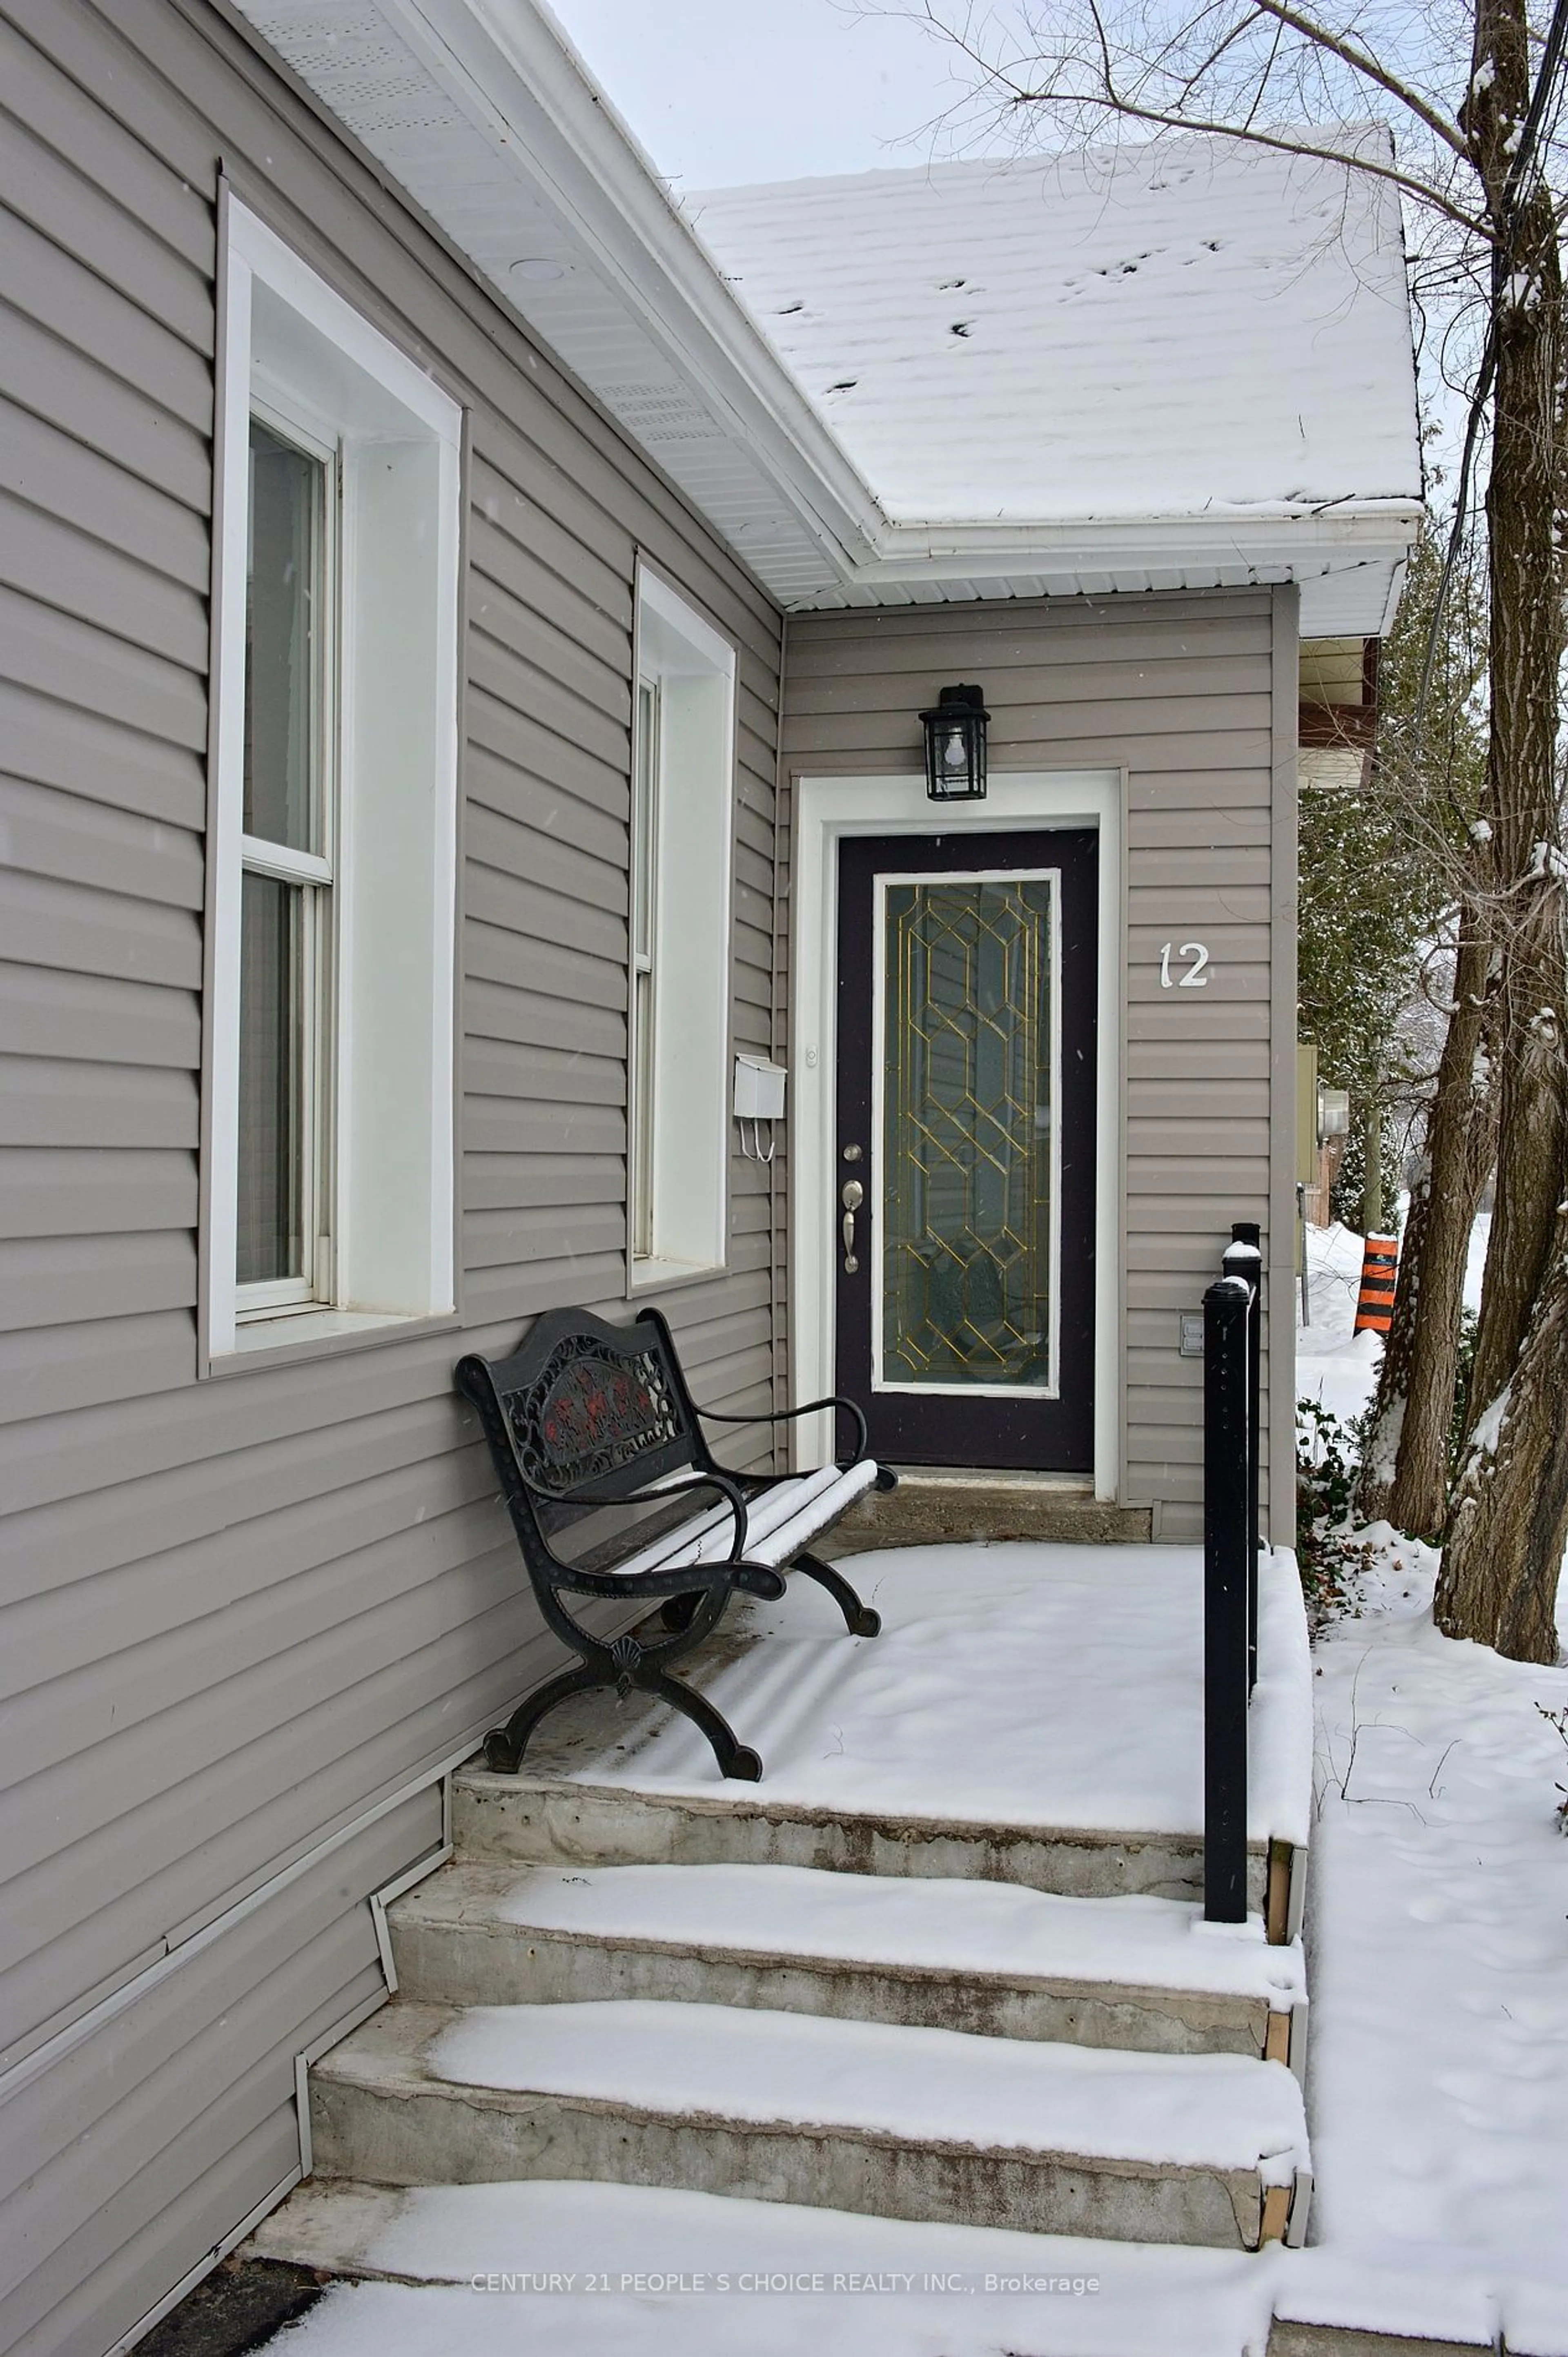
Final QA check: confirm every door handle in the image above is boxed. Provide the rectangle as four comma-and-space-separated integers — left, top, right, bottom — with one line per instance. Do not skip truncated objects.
840, 1178, 864, 1273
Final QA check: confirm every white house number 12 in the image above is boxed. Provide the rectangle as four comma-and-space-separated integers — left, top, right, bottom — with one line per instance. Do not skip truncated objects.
1159, 940, 1211, 989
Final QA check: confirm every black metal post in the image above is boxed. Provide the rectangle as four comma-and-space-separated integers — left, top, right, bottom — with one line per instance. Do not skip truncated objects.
1225, 1221, 1263, 1694
1204, 1273, 1252, 1923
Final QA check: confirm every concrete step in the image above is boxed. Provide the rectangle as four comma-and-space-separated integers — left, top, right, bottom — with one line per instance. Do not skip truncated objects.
454, 1766, 1270, 1911
390, 1858, 1305, 2062
245, 2181, 1516, 2357
308, 1996, 1310, 2250
243, 2174, 1288, 2352
825, 1469, 1154, 1553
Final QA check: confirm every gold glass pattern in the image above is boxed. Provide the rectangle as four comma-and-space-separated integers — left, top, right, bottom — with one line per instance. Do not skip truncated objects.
880, 876, 1056, 1390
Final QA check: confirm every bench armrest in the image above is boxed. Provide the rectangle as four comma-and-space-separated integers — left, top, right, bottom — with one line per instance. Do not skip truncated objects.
550, 1555, 784, 1605
695, 1392, 869, 1468
533, 1466, 750, 1563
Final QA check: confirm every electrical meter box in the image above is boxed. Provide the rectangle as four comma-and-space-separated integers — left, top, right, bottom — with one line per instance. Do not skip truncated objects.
733, 1054, 787, 1122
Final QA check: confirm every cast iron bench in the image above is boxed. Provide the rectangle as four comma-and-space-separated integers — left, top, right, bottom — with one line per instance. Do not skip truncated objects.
455, 1306, 895, 1781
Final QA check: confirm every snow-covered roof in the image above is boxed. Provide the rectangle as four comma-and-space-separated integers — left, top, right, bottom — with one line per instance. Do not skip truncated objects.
685, 139, 1421, 533
228, 2, 1421, 627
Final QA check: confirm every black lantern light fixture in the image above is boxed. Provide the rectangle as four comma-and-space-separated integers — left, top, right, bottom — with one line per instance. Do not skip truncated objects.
919, 682, 989, 802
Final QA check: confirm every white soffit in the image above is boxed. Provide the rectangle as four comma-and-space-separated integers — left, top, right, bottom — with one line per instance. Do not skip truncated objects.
229, 0, 882, 602
233, 2, 1421, 628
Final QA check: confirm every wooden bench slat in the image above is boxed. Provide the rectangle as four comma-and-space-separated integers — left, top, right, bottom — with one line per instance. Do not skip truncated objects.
611, 1461, 861, 1582
746, 1460, 880, 1567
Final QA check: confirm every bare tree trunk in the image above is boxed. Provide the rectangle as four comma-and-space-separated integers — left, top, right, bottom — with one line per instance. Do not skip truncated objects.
1468, 883, 1568, 1416
1462, 0, 1566, 1412
1437, 0, 1568, 1649
1359, 1102, 1384, 1235
1439, 1197, 1568, 1661
1357, 924, 1497, 1533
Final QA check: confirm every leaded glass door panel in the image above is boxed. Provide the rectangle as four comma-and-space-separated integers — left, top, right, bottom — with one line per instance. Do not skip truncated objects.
835, 829, 1098, 1470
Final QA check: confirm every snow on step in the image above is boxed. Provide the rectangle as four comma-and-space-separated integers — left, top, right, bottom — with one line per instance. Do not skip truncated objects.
233, 2275, 1270, 2357
454, 1766, 1234, 1905
480, 1861, 1303, 2002
309, 1998, 1306, 2245
391, 1859, 1303, 2055
425, 1998, 1306, 2178
248, 2177, 1283, 2355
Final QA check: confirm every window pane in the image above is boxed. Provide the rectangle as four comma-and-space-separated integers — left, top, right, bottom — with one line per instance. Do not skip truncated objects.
633, 679, 657, 964
880, 877, 1056, 1390
238, 871, 307, 1285
245, 418, 324, 851
632, 967, 655, 1260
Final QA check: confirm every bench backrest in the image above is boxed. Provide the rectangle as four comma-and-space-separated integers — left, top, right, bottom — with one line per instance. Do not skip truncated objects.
456, 1306, 704, 1556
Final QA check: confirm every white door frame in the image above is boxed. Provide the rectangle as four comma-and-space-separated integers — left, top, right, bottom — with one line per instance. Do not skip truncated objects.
789, 771, 1123, 1499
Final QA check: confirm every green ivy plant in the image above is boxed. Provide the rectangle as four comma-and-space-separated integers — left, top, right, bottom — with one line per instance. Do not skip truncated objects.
1296, 1397, 1376, 1633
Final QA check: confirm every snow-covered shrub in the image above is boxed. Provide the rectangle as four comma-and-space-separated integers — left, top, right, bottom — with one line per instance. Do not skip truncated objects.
1329, 1117, 1404, 1230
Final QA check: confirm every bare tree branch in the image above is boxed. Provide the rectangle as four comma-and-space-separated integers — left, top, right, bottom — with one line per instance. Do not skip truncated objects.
996, 80, 1491, 233
1247, 0, 1471, 155
1240, 14, 1290, 132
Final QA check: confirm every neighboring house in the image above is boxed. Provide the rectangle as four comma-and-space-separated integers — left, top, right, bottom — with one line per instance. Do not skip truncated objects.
0, 3, 1419, 2350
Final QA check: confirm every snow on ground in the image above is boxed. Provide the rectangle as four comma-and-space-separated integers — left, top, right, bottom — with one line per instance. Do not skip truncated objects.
1295, 1217, 1383, 1429
1294, 1214, 1568, 2348
1466, 1209, 1492, 1313
1308, 1568, 1568, 2342
1299, 1205, 1490, 1411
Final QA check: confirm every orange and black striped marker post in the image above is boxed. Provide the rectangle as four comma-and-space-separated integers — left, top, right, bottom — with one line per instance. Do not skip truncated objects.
1353, 1234, 1399, 1334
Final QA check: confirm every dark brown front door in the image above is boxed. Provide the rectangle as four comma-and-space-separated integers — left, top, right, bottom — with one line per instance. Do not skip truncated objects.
833, 829, 1098, 1471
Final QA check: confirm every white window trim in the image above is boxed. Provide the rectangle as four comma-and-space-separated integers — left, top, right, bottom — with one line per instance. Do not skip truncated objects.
627, 564, 736, 1291
629, 674, 660, 1263
203, 194, 462, 1365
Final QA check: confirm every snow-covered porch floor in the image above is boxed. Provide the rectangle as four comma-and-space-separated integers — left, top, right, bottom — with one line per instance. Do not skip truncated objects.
494, 1539, 1312, 1869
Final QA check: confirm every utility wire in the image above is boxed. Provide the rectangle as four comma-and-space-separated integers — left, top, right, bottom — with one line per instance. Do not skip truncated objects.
1503, 0, 1568, 214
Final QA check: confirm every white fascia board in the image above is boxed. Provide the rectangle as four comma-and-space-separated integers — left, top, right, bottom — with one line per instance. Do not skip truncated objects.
851, 502, 1424, 584
828, 505, 1423, 630
377, 0, 885, 566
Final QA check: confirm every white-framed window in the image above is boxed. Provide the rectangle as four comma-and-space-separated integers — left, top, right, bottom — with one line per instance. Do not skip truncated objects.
627, 567, 737, 1285
203, 194, 462, 1362
238, 404, 336, 1309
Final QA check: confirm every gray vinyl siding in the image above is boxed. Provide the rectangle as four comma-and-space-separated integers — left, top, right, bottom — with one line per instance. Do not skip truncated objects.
4, 1792, 435, 2357
779, 589, 1296, 1541
0, 1, 782, 2347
